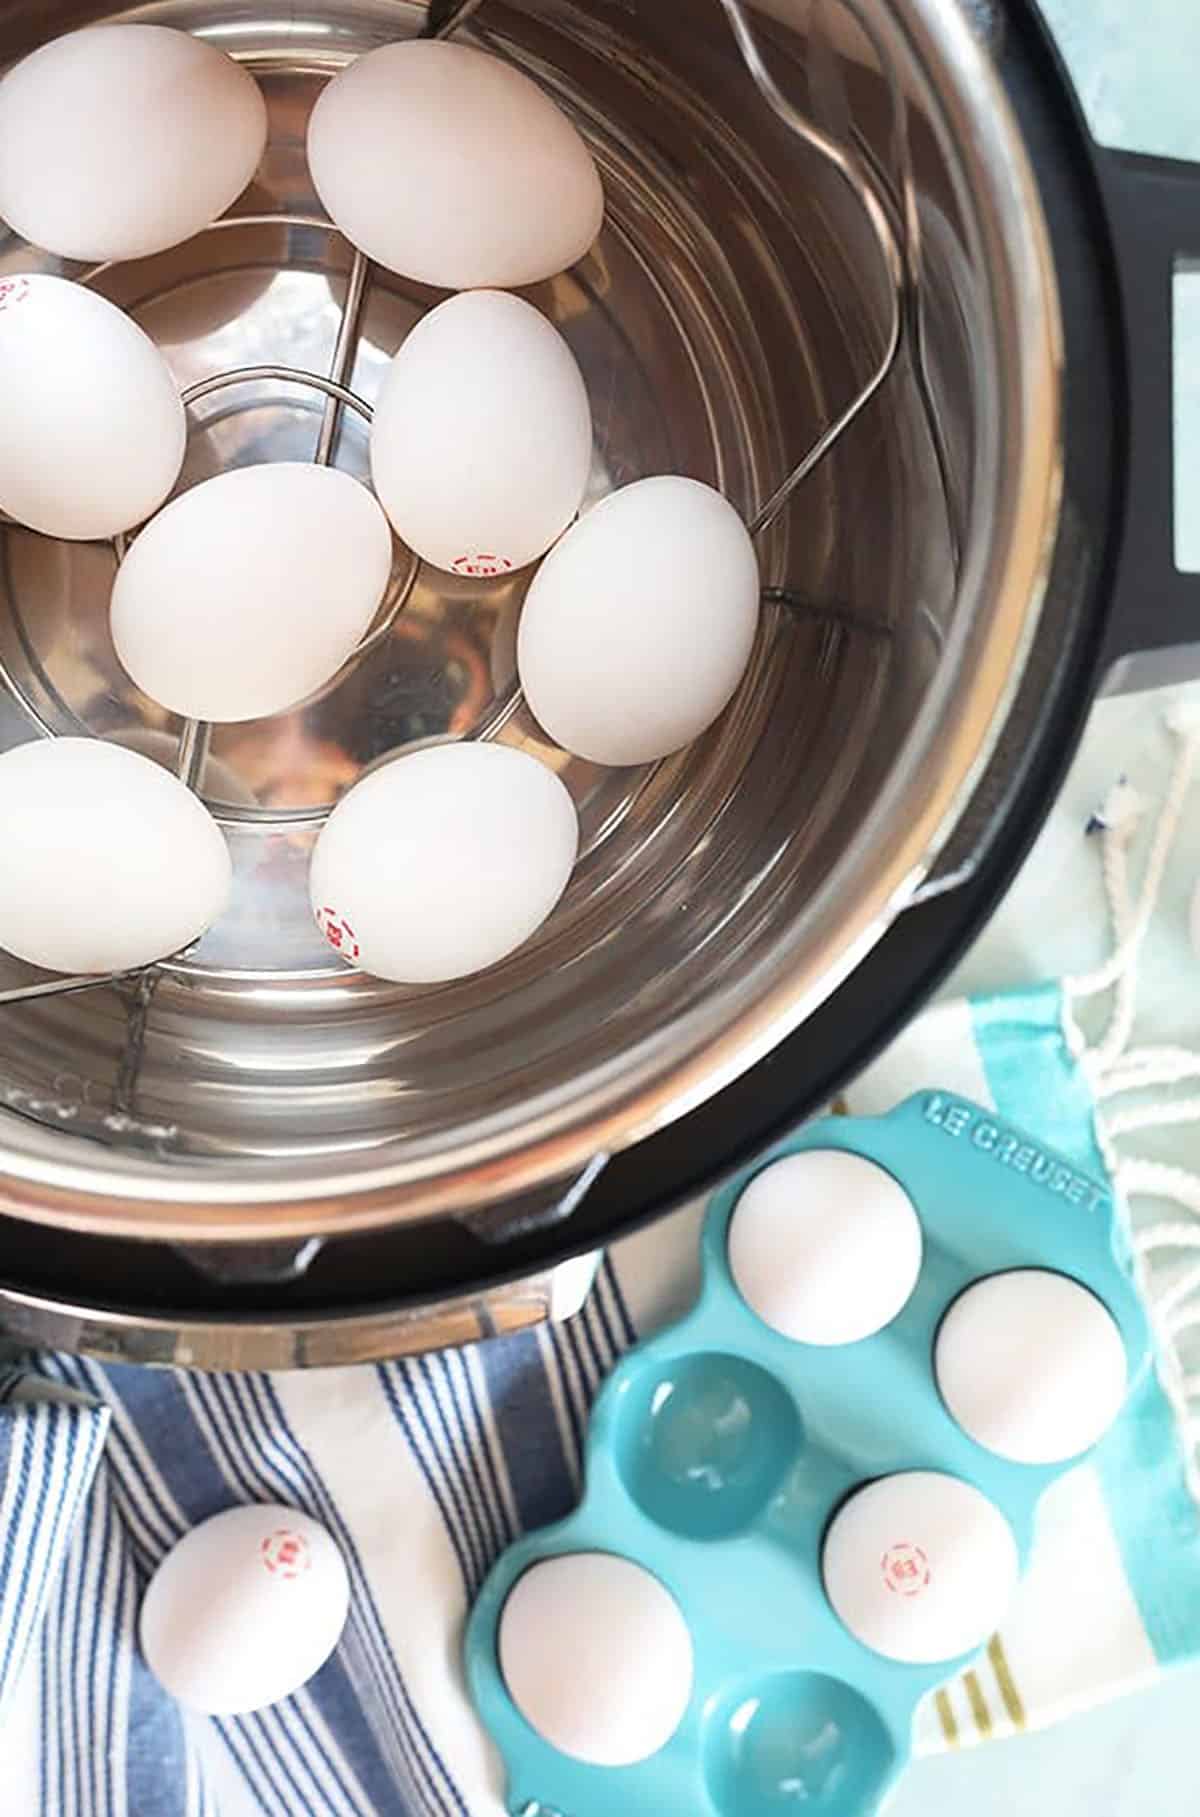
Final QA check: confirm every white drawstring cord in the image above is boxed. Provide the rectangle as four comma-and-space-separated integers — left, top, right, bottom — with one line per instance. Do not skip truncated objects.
1136, 1220, 1200, 1254
1061, 707, 1200, 1508
1109, 1097, 1200, 1138
1099, 1047, 1200, 1098
1067, 711, 1199, 1007
1123, 1158, 1200, 1223
1064, 782, 1145, 1074
1155, 1264, 1200, 1328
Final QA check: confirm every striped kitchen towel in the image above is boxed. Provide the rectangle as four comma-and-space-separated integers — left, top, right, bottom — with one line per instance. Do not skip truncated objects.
0, 1373, 108, 1753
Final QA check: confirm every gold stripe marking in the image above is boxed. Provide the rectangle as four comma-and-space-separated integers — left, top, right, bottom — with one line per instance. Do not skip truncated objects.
934, 1688, 959, 1748
963, 1669, 993, 1738
987, 1634, 1027, 1730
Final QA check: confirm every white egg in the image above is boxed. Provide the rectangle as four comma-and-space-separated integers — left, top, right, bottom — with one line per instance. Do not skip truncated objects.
517, 477, 760, 765
822, 1472, 1020, 1665
0, 25, 267, 263
308, 40, 602, 290
111, 464, 393, 724
0, 738, 231, 975
935, 1270, 1128, 1464
0, 274, 185, 540
498, 1553, 694, 1767
370, 292, 593, 577
139, 1504, 349, 1717
727, 1150, 923, 1346
309, 743, 578, 984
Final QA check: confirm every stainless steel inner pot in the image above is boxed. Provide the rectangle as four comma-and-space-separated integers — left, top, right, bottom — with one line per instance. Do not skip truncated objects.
0, 0, 1060, 1243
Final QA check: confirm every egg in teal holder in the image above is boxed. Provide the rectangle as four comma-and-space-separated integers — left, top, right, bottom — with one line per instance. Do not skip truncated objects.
465, 1090, 1151, 1817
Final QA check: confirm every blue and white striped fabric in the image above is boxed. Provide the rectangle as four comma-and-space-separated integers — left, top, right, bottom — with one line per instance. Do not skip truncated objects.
0, 1263, 644, 1817
0, 1372, 108, 1780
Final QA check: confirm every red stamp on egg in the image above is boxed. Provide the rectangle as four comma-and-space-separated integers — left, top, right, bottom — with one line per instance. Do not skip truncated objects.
881, 1542, 931, 1597
316, 905, 361, 962
452, 552, 513, 579
0, 276, 31, 314
261, 1529, 312, 1580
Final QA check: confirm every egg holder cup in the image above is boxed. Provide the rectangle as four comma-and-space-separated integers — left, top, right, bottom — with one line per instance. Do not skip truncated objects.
466, 1089, 1151, 1817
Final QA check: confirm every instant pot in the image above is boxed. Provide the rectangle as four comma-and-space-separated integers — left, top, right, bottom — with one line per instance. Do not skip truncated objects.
0, 0, 1197, 1365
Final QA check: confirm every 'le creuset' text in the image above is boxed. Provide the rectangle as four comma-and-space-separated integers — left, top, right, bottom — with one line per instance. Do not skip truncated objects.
921, 1092, 1108, 1213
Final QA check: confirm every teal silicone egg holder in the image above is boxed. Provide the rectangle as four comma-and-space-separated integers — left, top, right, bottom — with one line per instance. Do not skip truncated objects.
466, 1090, 1151, 1817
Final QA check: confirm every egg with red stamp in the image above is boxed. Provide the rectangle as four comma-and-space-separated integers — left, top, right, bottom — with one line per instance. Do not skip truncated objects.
452, 552, 515, 581
0, 274, 30, 312
0, 24, 267, 262
822, 1472, 1020, 1665
370, 290, 593, 577
314, 905, 362, 965
139, 1504, 350, 1716
309, 742, 579, 984
0, 274, 185, 540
